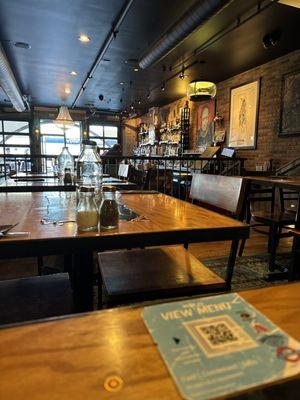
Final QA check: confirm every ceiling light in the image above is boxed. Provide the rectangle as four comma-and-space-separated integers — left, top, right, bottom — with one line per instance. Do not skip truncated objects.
133, 67, 139, 72
69, 70, 77, 76
125, 58, 139, 65
187, 80, 216, 101
278, 0, 300, 8
161, 83, 165, 91
14, 42, 31, 49
147, 92, 150, 99
78, 34, 91, 43
54, 106, 74, 127
64, 87, 71, 94
119, 81, 125, 85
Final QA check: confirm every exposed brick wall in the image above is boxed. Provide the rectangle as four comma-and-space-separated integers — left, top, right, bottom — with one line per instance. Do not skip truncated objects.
216, 49, 300, 170
129, 49, 300, 171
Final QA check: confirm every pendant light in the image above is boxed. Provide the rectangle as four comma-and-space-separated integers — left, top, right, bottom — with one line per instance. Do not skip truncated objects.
187, 80, 217, 101
54, 106, 74, 146
54, 106, 74, 126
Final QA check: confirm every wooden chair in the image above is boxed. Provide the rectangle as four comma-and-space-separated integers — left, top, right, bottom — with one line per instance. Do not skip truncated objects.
97, 174, 247, 308
0, 273, 74, 325
239, 182, 297, 271
289, 229, 300, 281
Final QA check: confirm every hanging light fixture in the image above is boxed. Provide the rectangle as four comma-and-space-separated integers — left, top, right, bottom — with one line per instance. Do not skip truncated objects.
54, 106, 74, 146
54, 105, 74, 126
187, 80, 216, 101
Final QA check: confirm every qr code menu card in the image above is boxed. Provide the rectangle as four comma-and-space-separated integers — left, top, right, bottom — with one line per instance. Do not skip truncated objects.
142, 293, 300, 400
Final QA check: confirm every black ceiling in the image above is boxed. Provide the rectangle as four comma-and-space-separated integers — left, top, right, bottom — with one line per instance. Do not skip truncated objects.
0, 0, 299, 114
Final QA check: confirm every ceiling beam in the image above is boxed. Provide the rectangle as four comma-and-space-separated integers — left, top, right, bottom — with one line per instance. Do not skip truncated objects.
71, 0, 135, 109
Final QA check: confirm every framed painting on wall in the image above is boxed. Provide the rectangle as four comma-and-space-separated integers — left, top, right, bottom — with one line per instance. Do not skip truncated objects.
279, 70, 300, 136
197, 99, 215, 149
228, 80, 260, 149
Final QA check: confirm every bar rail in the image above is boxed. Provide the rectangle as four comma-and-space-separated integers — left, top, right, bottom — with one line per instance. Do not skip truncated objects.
0, 153, 244, 200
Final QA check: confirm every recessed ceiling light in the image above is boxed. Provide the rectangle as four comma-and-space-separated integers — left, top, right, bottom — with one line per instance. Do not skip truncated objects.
14, 42, 31, 49
69, 70, 77, 76
279, 0, 300, 8
78, 34, 91, 43
64, 87, 71, 94
119, 81, 125, 85
133, 67, 139, 72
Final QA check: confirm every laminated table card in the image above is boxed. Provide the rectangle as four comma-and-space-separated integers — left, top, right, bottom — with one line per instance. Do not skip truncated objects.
142, 293, 300, 400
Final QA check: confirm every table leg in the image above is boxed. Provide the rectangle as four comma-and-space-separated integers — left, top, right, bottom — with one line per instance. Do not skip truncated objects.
71, 251, 94, 312
226, 240, 239, 290
290, 193, 300, 280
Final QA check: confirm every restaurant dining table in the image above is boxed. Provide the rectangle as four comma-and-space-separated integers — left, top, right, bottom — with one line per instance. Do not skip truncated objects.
0, 177, 138, 192
11, 172, 111, 180
245, 176, 300, 278
0, 192, 249, 311
0, 282, 299, 400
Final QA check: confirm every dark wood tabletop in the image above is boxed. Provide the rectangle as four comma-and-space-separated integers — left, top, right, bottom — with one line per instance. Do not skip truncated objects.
245, 176, 300, 191
0, 283, 299, 400
0, 177, 137, 192
0, 192, 249, 310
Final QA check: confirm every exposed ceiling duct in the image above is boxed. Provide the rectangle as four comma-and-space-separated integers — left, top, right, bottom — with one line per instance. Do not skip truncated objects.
139, 0, 233, 70
0, 42, 27, 112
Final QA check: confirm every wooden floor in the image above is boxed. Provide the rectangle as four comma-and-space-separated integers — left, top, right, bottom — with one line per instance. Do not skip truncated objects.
190, 227, 293, 259
0, 228, 293, 281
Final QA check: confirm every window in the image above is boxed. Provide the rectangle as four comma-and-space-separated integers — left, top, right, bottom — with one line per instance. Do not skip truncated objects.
40, 119, 82, 156
0, 120, 30, 155
89, 124, 118, 154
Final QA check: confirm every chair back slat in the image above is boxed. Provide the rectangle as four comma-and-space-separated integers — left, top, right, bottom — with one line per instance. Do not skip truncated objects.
118, 164, 129, 179
190, 173, 246, 218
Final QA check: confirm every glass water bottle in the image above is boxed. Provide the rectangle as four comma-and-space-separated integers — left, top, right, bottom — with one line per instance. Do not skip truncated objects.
57, 146, 74, 179
99, 186, 119, 230
76, 186, 99, 232
76, 140, 102, 193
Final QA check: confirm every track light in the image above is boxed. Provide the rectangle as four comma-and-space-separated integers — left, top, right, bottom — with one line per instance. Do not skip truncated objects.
161, 83, 165, 91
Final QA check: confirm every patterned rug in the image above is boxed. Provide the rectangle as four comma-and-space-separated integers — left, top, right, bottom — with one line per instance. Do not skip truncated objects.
203, 253, 293, 292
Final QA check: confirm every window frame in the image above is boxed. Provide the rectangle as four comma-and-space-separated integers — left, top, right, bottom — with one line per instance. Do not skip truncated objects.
88, 122, 120, 154
39, 119, 83, 156
0, 119, 31, 155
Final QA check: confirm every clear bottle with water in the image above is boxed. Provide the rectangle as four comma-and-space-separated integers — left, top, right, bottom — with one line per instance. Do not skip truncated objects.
57, 147, 74, 179
76, 140, 102, 194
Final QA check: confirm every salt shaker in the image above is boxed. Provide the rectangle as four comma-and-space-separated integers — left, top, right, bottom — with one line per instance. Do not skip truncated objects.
77, 186, 99, 232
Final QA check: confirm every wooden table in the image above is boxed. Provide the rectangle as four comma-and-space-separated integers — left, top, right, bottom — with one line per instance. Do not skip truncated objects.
245, 176, 300, 192
11, 172, 57, 179
0, 283, 299, 400
11, 173, 111, 180
0, 192, 249, 310
0, 177, 137, 192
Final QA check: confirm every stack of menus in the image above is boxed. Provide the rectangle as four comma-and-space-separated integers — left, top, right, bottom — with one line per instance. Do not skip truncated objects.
142, 293, 300, 400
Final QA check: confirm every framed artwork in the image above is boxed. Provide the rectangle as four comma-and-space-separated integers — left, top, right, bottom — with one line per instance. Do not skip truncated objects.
197, 99, 215, 148
279, 70, 300, 136
228, 80, 260, 149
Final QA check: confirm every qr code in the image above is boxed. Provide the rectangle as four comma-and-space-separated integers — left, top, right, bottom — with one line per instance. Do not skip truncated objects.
184, 315, 257, 357
199, 323, 238, 346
